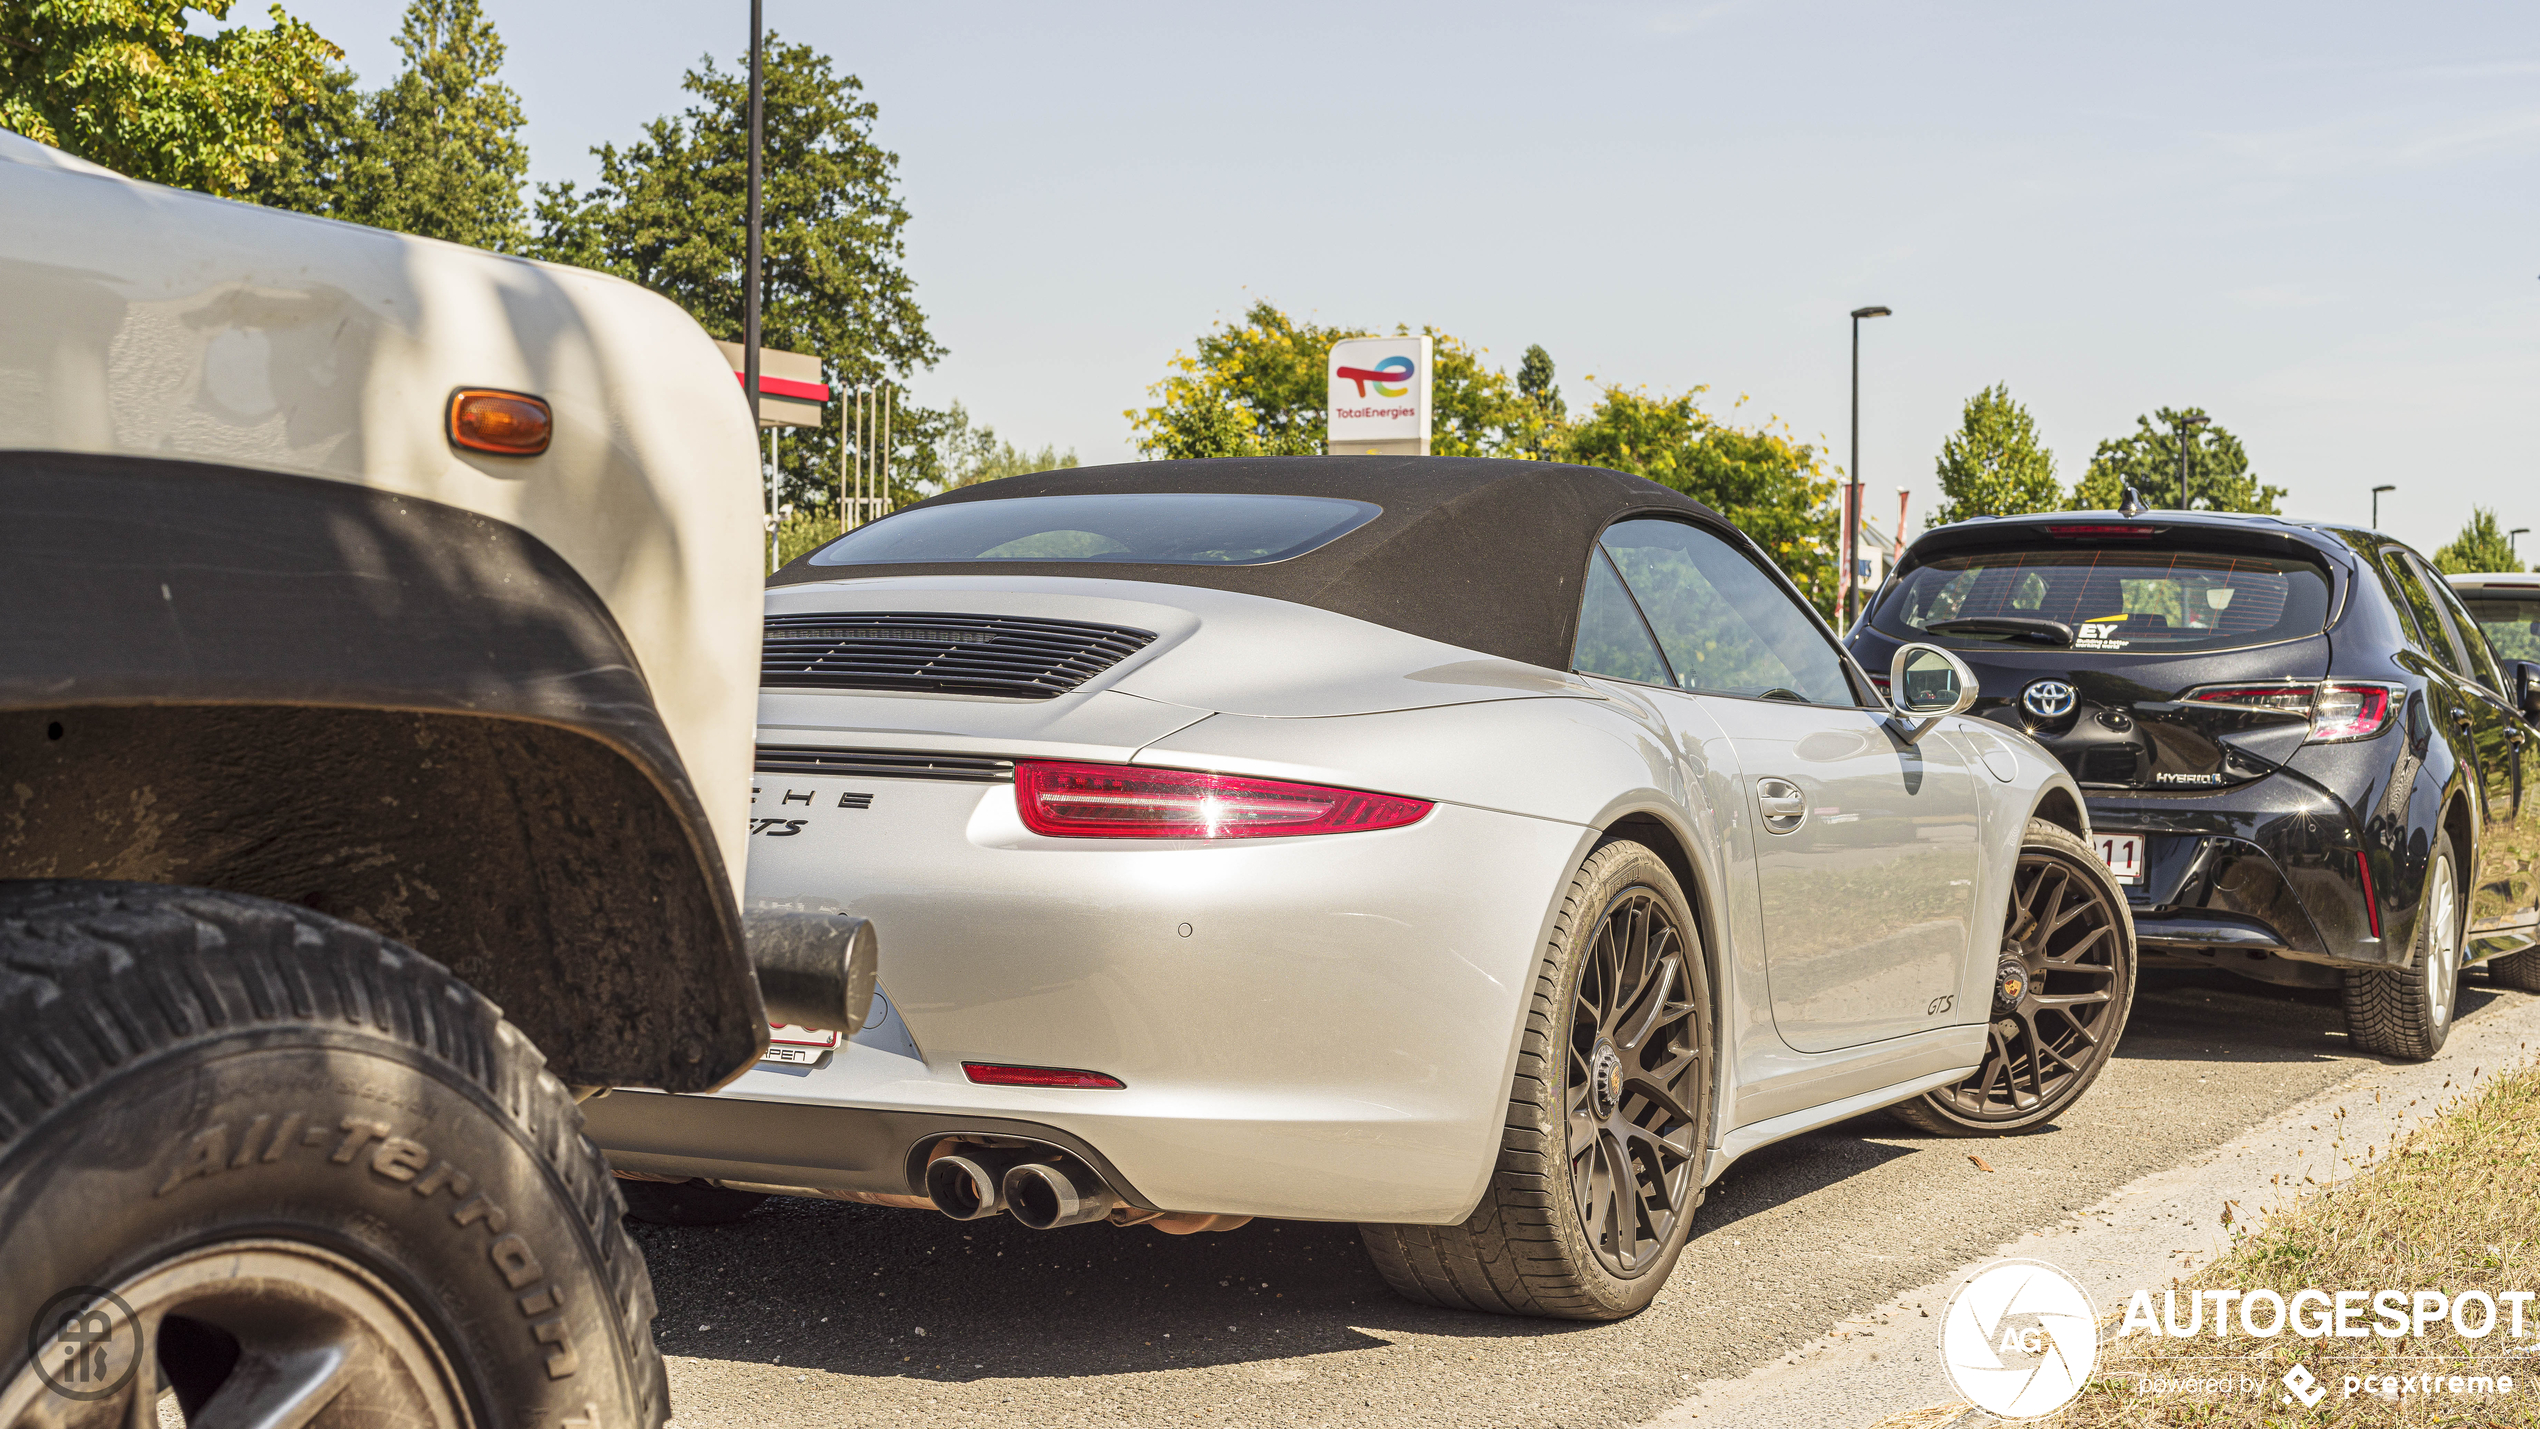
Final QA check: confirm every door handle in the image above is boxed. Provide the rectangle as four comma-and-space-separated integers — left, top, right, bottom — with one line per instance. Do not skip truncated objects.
1757, 777, 1806, 835
2450, 706, 2473, 734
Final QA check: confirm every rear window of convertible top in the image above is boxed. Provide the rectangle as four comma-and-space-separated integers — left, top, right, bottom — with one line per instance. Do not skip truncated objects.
807, 492, 1382, 568
1871, 546, 2333, 654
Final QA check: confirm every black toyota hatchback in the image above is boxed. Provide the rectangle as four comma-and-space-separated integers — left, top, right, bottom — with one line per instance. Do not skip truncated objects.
1847, 506, 2540, 1060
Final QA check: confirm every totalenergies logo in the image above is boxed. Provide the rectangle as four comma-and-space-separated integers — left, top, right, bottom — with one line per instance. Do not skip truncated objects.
1335, 355, 1414, 399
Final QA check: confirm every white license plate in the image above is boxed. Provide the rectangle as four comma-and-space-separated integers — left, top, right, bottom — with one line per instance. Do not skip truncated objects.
2094, 834, 2143, 884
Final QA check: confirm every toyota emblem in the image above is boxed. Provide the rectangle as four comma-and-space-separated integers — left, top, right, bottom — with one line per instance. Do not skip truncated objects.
2021, 680, 2079, 719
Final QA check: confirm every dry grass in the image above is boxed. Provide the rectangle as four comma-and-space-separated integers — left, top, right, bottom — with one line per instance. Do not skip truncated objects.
2040, 1057, 2540, 1427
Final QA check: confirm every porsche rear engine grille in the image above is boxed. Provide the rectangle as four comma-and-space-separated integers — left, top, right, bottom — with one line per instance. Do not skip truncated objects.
762, 612, 1157, 699
754, 746, 1015, 782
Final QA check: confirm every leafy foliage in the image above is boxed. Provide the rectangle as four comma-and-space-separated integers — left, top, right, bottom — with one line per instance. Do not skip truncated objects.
2432, 507, 2525, 575
934, 401, 1078, 489
1127, 299, 1538, 461
533, 36, 943, 514
2069, 407, 2282, 514
1563, 387, 1841, 616
244, 0, 526, 250
1930, 382, 2061, 525
353, 0, 525, 248
0, 0, 339, 194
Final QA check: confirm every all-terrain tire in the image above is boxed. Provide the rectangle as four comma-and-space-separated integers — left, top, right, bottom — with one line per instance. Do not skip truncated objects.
1889, 818, 2139, 1136
1359, 839, 1713, 1321
617, 1177, 770, 1226
0, 880, 669, 1427
2344, 840, 2464, 1061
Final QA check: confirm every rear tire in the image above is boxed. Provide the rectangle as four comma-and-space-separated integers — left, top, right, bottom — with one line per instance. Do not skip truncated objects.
0, 881, 668, 1428
2489, 945, 2540, 993
1890, 819, 2137, 1136
617, 1178, 770, 1226
1359, 839, 1713, 1321
2344, 840, 2463, 1061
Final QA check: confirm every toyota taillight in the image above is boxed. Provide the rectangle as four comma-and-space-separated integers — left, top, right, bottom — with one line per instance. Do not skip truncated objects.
2182, 682, 2399, 743
2307, 683, 2397, 742
1014, 761, 1432, 839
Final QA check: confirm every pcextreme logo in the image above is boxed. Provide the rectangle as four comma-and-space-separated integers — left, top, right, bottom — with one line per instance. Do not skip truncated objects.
1333, 354, 1414, 398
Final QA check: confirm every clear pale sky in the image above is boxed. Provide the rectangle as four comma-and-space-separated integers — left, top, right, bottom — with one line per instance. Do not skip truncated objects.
284, 1, 2538, 560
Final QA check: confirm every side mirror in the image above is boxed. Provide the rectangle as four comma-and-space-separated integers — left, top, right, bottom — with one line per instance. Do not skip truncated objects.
1889, 642, 1980, 744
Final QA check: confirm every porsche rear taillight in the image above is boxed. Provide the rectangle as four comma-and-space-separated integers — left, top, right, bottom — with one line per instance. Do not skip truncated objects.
1014, 761, 1432, 839
2181, 681, 2398, 743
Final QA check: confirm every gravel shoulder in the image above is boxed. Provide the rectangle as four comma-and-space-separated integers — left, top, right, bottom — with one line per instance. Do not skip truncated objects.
635, 968, 2539, 1429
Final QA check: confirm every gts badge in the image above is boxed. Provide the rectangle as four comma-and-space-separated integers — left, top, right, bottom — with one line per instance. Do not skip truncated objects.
749, 819, 806, 837
2154, 771, 2228, 786
1927, 995, 1954, 1017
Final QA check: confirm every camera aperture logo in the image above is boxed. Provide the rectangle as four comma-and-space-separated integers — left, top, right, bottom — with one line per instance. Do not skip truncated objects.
1942, 1259, 2099, 1419
25, 1286, 140, 1403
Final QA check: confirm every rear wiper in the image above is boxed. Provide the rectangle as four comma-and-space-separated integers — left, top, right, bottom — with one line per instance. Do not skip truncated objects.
1924, 616, 2076, 647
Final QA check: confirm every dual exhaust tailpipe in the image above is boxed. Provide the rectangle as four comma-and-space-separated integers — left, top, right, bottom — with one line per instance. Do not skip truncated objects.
925, 1147, 1117, 1230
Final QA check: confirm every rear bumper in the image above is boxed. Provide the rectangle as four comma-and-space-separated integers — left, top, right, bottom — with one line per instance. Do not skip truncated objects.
583, 773, 1591, 1224
2087, 768, 2405, 971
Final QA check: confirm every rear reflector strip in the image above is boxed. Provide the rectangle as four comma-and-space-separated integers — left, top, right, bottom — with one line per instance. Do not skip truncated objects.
963, 1063, 1125, 1090
2356, 849, 2381, 939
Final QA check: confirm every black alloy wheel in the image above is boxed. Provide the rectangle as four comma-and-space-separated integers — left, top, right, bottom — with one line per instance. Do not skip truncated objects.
1359, 839, 1712, 1320
1892, 819, 2138, 1136
1566, 887, 1705, 1276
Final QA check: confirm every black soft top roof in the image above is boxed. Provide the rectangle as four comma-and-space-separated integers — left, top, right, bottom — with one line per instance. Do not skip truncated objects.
770, 455, 1731, 670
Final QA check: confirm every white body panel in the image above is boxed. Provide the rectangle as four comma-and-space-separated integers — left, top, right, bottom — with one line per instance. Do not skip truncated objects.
0, 132, 764, 893
614, 573, 2083, 1222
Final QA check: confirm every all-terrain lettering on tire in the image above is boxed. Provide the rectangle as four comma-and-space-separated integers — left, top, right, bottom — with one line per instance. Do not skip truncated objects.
0, 881, 669, 1427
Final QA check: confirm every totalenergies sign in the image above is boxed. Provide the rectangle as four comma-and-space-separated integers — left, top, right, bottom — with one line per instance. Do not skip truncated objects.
1326, 336, 1432, 455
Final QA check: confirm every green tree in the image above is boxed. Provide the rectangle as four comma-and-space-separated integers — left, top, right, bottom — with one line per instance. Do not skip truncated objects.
1, 0, 340, 194
535, 36, 942, 513
1128, 299, 1538, 460
1564, 387, 1842, 616
1930, 382, 2061, 525
354, 0, 526, 248
245, 0, 526, 250
933, 402, 1077, 489
1512, 343, 1570, 459
2432, 508, 2525, 575
2070, 407, 2282, 513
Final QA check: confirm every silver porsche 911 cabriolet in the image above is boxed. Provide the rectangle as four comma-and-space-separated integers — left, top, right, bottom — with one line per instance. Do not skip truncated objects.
586, 456, 2134, 1320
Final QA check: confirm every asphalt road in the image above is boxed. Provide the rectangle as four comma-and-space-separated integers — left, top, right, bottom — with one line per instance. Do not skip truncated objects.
633, 966, 2537, 1429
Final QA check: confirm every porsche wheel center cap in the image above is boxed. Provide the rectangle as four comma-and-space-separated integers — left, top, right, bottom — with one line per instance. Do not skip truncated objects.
1588, 1040, 1624, 1119
1995, 960, 2031, 1011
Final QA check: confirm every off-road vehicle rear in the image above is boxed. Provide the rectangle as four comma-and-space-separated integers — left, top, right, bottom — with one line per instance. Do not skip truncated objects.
0, 132, 833, 1426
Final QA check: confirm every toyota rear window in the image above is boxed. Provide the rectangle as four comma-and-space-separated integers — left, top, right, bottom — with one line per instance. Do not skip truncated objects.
1872, 547, 2332, 654
806, 492, 1381, 567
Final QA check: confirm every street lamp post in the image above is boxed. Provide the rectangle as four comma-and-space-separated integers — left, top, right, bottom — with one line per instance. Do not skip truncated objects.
1845, 305, 1891, 629
2513, 527, 2530, 561
2371, 484, 2395, 529
2175, 411, 2210, 511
